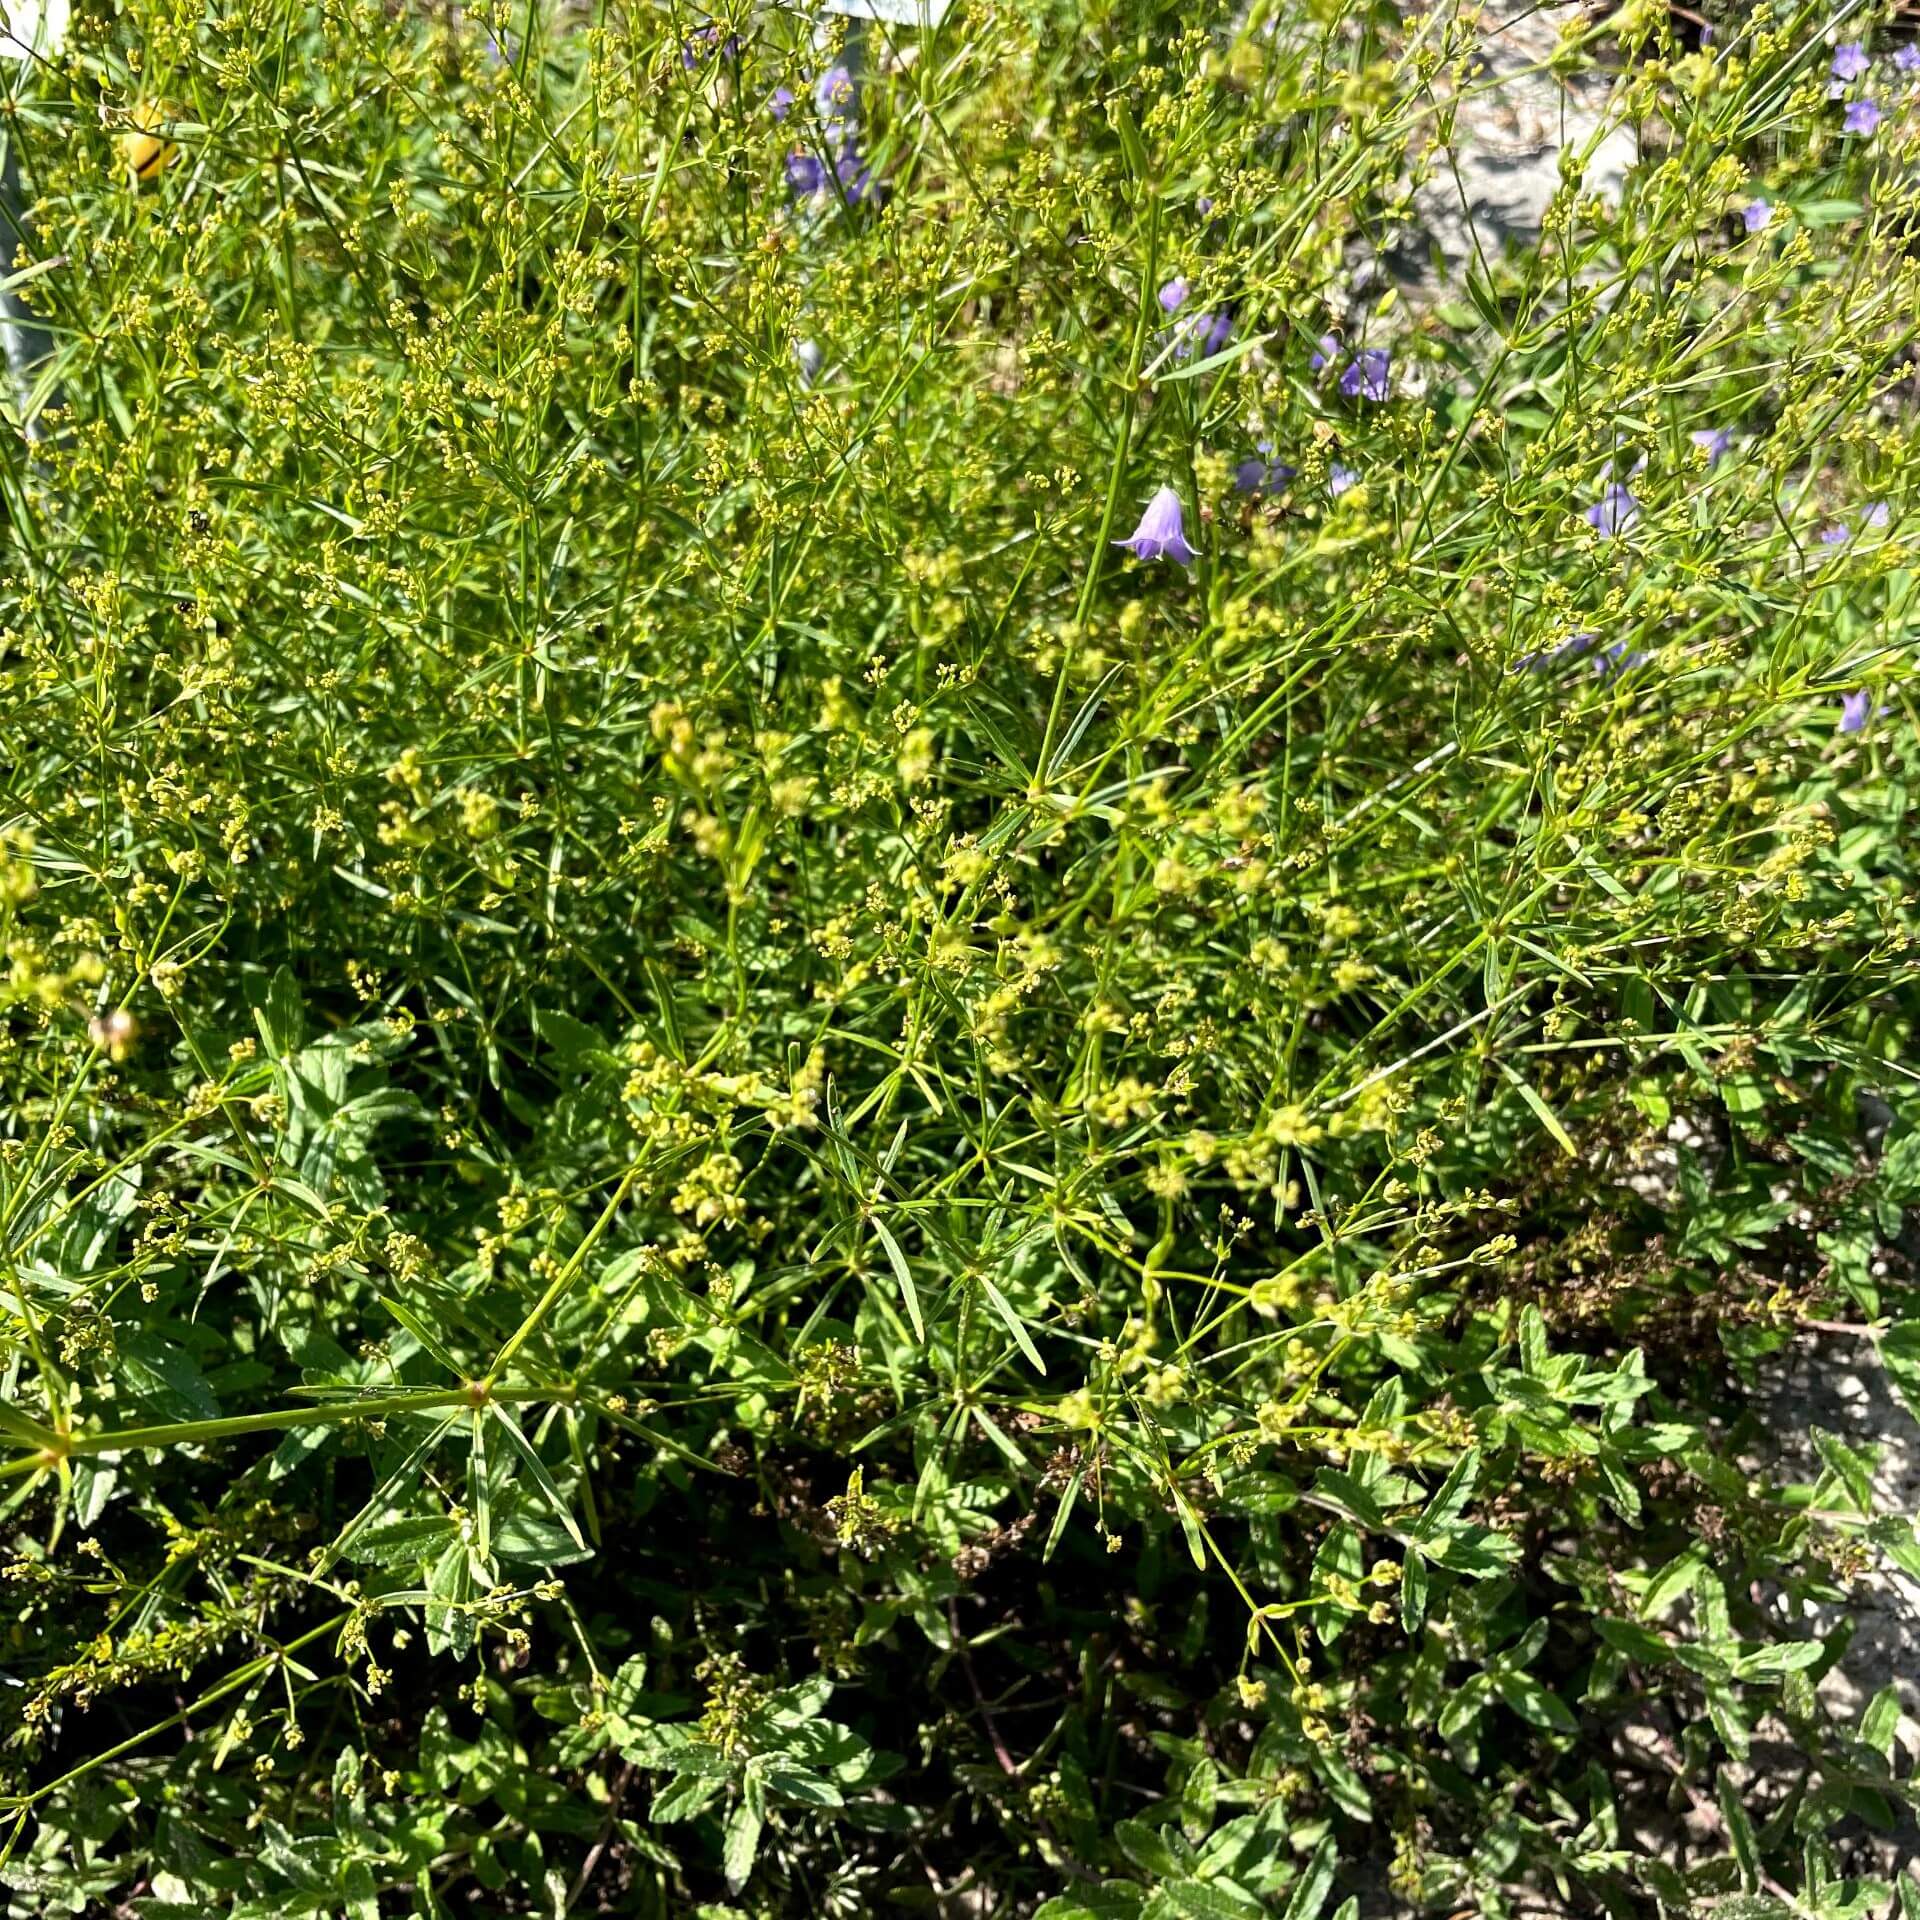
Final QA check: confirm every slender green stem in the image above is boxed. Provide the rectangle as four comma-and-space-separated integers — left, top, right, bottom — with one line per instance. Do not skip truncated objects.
0, 1610, 351, 1812
487, 1159, 644, 1381
0, 1385, 573, 1472
1036, 189, 1161, 784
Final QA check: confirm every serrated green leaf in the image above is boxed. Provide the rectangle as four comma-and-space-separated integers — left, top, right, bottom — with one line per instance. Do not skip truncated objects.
1114, 1818, 1186, 1879
1280, 1834, 1338, 1920
1880, 1323, 1920, 1425
723, 1800, 762, 1892
1718, 1774, 1761, 1891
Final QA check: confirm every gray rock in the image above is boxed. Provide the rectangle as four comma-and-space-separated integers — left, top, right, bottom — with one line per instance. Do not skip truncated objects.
1392, 0, 1635, 294
1760, 1332, 1920, 1750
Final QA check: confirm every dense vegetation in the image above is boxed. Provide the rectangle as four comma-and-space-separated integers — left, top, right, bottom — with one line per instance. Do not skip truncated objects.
1, 0, 1919, 1912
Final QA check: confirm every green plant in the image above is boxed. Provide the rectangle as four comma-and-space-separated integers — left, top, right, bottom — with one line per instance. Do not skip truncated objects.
0, 0, 1918, 1913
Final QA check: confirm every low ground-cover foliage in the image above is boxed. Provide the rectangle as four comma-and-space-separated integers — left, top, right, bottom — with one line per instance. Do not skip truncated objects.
1, 0, 1919, 1911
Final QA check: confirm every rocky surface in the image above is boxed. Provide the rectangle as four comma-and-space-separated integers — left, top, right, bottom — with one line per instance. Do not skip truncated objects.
1763, 1332, 1920, 1741
1392, 0, 1636, 293
1381, 0, 1920, 1799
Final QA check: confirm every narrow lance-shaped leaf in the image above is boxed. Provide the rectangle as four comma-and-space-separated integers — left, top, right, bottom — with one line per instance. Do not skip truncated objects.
868, 1215, 924, 1343
487, 1401, 586, 1554
314, 1413, 462, 1577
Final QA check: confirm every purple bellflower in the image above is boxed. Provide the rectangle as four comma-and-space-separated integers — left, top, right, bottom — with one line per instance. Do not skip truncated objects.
1863, 501, 1891, 529
681, 24, 735, 68
788, 145, 877, 205
1832, 41, 1871, 81
1742, 198, 1772, 232
1517, 630, 1598, 672
1844, 97, 1882, 134
1117, 487, 1197, 566
1594, 641, 1653, 678
770, 86, 794, 120
1177, 308, 1234, 360
1235, 441, 1297, 494
1896, 45, 1920, 73
1339, 348, 1391, 402
1159, 277, 1190, 313
816, 64, 856, 117
1309, 333, 1339, 373
834, 147, 874, 203
816, 63, 858, 148
1586, 483, 1639, 538
1819, 523, 1851, 546
1839, 689, 1874, 734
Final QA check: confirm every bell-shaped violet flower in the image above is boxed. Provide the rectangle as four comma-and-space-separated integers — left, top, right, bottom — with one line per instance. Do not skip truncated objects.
1819, 523, 1851, 546
786, 150, 826, 196
1158, 277, 1190, 313
816, 64, 857, 118
1177, 308, 1233, 360
1832, 41, 1871, 81
834, 146, 875, 204
1896, 45, 1920, 73
1742, 198, 1772, 232
770, 86, 794, 120
1839, 689, 1874, 734
1235, 443, 1296, 495
1116, 486, 1197, 565
1339, 348, 1391, 402
1586, 483, 1639, 538
1844, 97, 1882, 134
1309, 333, 1339, 373
815, 64, 858, 148
1863, 501, 1891, 529
1594, 641, 1653, 678
1516, 630, 1598, 672
680, 24, 736, 67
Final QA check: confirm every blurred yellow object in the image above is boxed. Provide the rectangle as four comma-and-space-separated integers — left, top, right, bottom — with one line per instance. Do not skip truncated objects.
118, 106, 178, 184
